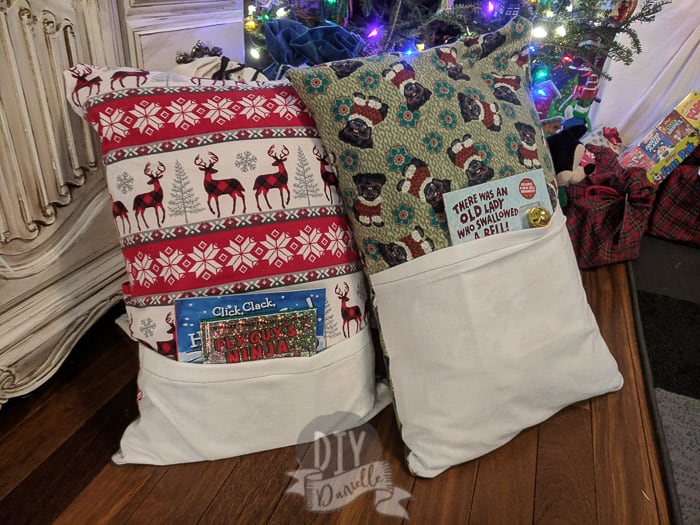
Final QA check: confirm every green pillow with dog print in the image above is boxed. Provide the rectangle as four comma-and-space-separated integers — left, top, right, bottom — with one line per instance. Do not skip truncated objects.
286, 17, 556, 274
284, 18, 623, 480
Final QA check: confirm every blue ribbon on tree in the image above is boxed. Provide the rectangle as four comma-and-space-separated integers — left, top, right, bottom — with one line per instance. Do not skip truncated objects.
263, 18, 365, 79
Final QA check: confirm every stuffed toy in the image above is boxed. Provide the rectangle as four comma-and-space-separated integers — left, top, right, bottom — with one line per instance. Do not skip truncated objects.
546, 123, 596, 187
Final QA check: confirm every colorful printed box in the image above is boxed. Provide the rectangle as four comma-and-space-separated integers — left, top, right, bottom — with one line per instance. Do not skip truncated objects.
619, 91, 700, 184
619, 146, 656, 171
675, 91, 700, 127
639, 129, 675, 163
646, 133, 700, 184
658, 110, 695, 142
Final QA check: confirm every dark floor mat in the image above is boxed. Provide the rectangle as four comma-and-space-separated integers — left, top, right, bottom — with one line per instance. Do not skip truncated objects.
637, 290, 700, 399
632, 235, 700, 304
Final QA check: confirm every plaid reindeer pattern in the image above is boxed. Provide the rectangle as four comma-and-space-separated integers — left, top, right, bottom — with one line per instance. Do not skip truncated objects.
63, 68, 371, 360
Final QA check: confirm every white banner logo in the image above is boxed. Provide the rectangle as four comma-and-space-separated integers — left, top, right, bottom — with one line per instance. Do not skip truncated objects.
286, 425, 412, 518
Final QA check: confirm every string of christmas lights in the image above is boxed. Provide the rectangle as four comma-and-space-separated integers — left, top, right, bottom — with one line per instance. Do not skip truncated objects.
242, 0, 668, 123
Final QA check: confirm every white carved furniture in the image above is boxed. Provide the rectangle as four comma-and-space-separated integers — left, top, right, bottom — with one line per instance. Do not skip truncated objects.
0, 0, 243, 406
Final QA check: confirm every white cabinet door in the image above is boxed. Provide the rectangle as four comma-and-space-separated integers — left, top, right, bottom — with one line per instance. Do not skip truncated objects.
120, 0, 245, 70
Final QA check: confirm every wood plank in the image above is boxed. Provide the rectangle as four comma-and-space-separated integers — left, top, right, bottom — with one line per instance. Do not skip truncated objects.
0, 382, 137, 525
582, 264, 669, 525
199, 446, 301, 524
408, 458, 478, 524
252, 442, 326, 525
0, 321, 137, 500
124, 459, 240, 525
534, 403, 597, 525
330, 407, 415, 525
468, 426, 539, 525
618, 275, 672, 525
53, 464, 167, 525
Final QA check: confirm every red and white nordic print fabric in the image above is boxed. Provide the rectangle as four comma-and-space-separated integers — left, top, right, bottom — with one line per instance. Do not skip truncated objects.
65, 65, 370, 361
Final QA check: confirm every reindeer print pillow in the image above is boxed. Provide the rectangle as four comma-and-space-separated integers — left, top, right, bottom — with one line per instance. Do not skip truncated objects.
286, 17, 556, 274
64, 66, 371, 361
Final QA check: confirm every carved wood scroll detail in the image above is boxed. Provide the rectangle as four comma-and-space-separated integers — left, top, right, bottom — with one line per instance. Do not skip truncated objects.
0, 2, 98, 255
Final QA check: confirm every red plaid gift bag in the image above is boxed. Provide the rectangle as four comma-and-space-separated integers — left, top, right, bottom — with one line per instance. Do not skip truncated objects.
647, 158, 700, 247
565, 145, 657, 269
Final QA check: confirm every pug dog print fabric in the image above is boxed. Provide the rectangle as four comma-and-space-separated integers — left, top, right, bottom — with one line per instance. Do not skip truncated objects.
339, 93, 388, 149
287, 17, 555, 274
351, 172, 387, 226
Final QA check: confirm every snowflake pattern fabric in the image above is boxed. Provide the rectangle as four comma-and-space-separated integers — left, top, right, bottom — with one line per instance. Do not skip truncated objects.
64, 67, 370, 360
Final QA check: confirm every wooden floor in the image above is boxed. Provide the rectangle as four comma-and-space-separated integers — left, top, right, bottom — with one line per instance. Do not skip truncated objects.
0, 263, 673, 524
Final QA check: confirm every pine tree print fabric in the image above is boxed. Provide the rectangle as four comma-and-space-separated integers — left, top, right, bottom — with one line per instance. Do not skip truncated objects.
64, 67, 371, 361
286, 17, 556, 274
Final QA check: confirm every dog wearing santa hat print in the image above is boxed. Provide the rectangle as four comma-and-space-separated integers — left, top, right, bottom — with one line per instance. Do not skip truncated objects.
448, 134, 495, 186
382, 61, 432, 112
457, 93, 502, 132
484, 74, 523, 106
514, 122, 542, 170
397, 157, 451, 213
339, 93, 389, 149
377, 226, 435, 267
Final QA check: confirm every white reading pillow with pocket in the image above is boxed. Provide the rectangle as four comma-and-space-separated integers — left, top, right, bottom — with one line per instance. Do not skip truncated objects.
113, 327, 389, 464
64, 64, 391, 465
286, 17, 622, 477
370, 209, 623, 477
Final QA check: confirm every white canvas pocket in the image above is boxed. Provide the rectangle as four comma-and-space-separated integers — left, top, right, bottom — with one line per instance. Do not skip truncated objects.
113, 326, 391, 465
370, 209, 623, 478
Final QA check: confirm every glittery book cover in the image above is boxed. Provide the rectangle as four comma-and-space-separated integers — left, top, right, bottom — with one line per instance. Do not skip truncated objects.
442, 169, 553, 246
174, 289, 326, 363
200, 308, 318, 364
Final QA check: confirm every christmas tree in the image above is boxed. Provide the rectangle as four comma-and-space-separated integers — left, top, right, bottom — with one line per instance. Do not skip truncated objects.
167, 160, 205, 223
292, 146, 323, 205
323, 299, 341, 342
243, 0, 668, 127
245, 0, 667, 70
